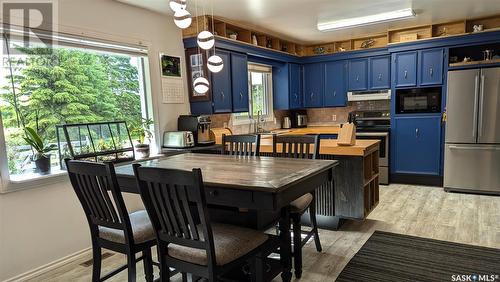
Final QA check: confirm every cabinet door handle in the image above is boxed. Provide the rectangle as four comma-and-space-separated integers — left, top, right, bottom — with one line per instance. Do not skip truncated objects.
333, 90, 336, 97
404, 70, 408, 79
221, 91, 225, 101
356, 75, 359, 82
294, 93, 298, 101
429, 68, 433, 77
310, 92, 314, 100
239, 92, 243, 100
415, 128, 419, 138
378, 73, 382, 81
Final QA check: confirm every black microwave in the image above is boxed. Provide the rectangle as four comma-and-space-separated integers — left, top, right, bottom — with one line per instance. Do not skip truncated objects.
396, 87, 441, 114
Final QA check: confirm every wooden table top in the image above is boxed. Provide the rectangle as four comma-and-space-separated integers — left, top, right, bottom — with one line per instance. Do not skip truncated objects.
115, 153, 338, 193
259, 138, 380, 157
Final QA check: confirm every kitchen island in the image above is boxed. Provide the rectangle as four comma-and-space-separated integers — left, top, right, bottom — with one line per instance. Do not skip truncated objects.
213, 126, 381, 229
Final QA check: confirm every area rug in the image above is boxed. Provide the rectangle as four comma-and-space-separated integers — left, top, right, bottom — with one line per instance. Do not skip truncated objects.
337, 231, 500, 282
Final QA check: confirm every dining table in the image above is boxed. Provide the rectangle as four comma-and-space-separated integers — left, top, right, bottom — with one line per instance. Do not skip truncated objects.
114, 153, 338, 282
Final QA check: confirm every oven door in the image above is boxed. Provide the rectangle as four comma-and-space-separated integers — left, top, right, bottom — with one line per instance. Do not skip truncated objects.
355, 132, 389, 166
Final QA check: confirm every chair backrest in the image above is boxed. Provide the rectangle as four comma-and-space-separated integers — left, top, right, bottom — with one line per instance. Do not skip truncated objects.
65, 159, 133, 241
273, 134, 320, 159
133, 165, 216, 264
222, 134, 261, 156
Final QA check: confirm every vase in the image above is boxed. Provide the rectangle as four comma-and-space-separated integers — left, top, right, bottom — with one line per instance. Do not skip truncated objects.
35, 154, 51, 174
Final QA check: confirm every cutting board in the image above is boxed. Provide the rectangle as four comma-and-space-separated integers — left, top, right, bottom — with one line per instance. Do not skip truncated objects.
337, 123, 356, 146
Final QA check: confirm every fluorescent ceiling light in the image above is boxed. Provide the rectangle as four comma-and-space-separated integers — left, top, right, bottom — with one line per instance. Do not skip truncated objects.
317, 8, 416, 31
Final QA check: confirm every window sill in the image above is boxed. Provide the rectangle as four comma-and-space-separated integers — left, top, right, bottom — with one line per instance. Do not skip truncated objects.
1, 154, 167, 194
231, 115, 275, 126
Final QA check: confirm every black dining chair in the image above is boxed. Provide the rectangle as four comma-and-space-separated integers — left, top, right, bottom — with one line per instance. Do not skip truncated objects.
133, 164, 271, 281
222, 134, 261, 156
66, 159, 155, 282
272, 134, 322, 279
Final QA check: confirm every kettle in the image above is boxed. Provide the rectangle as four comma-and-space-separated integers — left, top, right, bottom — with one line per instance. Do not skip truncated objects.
282, 117, 291, 129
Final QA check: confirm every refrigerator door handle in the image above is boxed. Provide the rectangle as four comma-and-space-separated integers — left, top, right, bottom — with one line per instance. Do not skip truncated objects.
478, 74, 485, 138
449, 145, 500, 151
472, 74, 479, 139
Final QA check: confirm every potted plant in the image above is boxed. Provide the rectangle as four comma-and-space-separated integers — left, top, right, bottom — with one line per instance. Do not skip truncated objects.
132, 118, 154, 159
23, 127, 57, 174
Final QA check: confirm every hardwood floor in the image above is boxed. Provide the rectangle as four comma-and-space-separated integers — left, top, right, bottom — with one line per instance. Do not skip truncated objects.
26, 184, 500, 282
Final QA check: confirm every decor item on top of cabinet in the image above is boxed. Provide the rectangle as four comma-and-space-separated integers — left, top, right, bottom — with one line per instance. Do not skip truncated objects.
399, 33, 418, 42
169, 0, 186, 12
252, 34, 258, 46
197, 30, 215, 50
337, 123, 356, 146
360, 38, 375, 49
483, 50, 494, 61
313, 46, 325, 54
160, 54, 185, 104
229, 32, 238, 40
173, 8, 192, 29
472, 24, 484, 32
266, 38, 273, 48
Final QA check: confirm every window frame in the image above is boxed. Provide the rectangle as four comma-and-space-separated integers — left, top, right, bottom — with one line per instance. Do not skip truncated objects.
232, 63, 274, 125
0, 32, 153, 193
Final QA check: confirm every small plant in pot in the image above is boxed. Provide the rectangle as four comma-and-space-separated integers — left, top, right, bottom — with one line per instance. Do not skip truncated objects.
132, 118, 154, 159
23, 127, 57, 174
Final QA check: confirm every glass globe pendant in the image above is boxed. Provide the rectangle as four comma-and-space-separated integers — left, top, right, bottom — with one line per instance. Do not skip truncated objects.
173, 9, 192, 29
207, 55, 224, 73
193, 76, 210, 94
197, 31, 215, 50
169, 0, 187, 12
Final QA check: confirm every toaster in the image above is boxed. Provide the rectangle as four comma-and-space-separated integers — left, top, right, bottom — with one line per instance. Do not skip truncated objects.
162, 131, 194, 148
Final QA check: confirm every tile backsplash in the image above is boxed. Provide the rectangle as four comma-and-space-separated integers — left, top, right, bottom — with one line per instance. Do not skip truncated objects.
210, 110, 289, 134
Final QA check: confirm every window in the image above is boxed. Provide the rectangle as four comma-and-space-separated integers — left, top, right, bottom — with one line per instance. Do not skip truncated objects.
233, 63, 273, 123
0, 31, 152, 183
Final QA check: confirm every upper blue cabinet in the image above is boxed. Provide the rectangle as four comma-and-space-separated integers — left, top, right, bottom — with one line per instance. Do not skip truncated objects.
393, 48, 444, 88
348, 58, 368, 91
212, 50, 233, 113
393, 51, 418, 88
230, 52, 249, 113
369, 56, 391, 90
324, 61, 347, 107
304, 63, 324, 108
289, 63, 303, 109
418, 49, 444, 86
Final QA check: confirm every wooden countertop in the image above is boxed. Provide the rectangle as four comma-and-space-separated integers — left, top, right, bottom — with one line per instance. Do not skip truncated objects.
259, 138, 379, 157
211, 126, 379, 157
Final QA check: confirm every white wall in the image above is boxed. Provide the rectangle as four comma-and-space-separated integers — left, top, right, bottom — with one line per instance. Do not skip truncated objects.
0, 0, 190, 280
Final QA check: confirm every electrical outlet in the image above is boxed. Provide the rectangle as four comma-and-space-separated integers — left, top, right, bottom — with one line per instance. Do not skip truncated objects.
332, 114, 337, 122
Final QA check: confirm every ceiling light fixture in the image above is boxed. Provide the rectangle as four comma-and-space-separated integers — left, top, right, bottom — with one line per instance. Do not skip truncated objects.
317, 8, 415, 32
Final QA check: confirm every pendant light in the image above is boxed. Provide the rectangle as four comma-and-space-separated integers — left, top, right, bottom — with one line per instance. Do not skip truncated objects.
169, 0, 187, 12
207, 54, 223, 73
193, 76, 210, 94
174, 8, 192, 29
197, 30, 215, 50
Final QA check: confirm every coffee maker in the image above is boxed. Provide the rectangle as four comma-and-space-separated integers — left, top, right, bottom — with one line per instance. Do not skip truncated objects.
178, 115, 215, 146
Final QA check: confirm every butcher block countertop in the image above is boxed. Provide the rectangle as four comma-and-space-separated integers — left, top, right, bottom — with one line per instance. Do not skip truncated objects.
211, 126, 379, 157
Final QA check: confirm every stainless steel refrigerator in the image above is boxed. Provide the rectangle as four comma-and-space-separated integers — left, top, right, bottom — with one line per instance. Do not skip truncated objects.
444, 67, 500, 194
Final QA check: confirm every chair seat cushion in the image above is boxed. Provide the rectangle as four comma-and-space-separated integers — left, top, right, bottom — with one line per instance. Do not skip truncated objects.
99, 210, 155, 244
289, 193, 313, 213
168, 223, 268, 266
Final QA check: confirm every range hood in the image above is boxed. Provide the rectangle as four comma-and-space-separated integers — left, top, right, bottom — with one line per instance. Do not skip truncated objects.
347, 90, 391, 101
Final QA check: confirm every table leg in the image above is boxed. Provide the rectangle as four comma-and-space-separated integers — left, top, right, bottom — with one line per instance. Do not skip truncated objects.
279, 206, 292, 282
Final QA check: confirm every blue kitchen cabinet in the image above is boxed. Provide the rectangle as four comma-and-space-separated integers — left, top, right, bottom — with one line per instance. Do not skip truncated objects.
230, 52, 249, 112
212, 50, 232, 113
289, 63, 303, 109
324, 61, 347, 107
394, 51, 417, 88
348, 58, 368, 91
393, 115, 442, 175
419, 48, 444, 86
369, 56, 390, 89
303, 63, 324, 108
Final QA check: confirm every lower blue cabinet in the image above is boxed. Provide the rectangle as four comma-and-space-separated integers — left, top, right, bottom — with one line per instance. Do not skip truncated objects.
393, 115, 442, 175
324, 61, 347, 107
212, 50, 232, 113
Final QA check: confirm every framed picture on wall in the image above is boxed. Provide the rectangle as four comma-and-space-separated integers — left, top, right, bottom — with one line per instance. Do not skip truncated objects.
160, 54, 181, 77
185, 48, 212, 102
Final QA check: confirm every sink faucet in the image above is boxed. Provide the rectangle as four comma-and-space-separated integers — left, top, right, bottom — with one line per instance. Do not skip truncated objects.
254, 110, 264, 133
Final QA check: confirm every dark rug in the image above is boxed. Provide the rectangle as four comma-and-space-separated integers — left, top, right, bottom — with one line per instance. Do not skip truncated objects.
337, 231, 500, 282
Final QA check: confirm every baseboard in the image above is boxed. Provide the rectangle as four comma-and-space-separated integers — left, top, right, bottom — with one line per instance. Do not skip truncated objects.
390, 173, 443, 186
2, 248, 91, 282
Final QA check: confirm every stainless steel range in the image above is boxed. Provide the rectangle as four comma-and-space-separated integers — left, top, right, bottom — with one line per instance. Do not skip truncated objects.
349, 110, 390, 184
